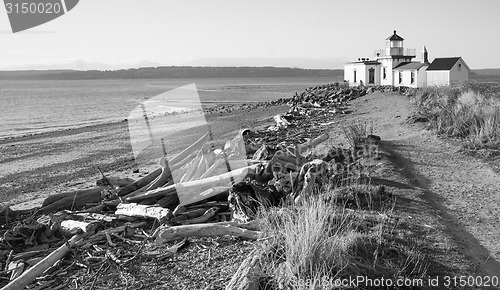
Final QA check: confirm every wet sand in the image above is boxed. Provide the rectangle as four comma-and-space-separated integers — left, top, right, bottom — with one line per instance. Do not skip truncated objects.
0, 104, 288, 209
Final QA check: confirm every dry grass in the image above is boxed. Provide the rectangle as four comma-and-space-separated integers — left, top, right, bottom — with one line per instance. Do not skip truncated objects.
342, 121, 373, 148
413, 82, 500, 150
257, 181, 429, 289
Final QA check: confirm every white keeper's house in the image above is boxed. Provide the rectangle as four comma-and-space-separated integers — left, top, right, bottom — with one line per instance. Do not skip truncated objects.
344, 30, 470, 87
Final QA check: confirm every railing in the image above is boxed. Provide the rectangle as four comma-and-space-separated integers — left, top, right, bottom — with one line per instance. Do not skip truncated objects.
374, 48, 416, 57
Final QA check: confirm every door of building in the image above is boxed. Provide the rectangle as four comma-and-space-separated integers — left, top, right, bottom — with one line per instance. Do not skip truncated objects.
368, 68, 375, 84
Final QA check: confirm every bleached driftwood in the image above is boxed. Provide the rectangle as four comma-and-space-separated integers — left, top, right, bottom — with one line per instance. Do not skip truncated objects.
115, 203, 172, 221
179, 150, 205, 183
169, 132, 211, 165
176, 186, 229, 206
216, 220, 260, 231
175, 164, 258, 205
116, 168, 162, 196
1, 234, 84, 290
225, 251, 262, 290
127, 164, 256, 204
7, 261, 24, 281
297, 133, 329, 153
198, 159, 225, 179
273, 114, 291, 129
40, 164, 170, 213
155, 222, 262, 244
125, 185, 177, 203
60, 220, 99, 233
144, 157, 171, 191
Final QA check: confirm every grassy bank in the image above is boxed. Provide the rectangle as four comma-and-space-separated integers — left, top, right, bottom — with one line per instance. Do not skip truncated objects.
411, 82, 500, 151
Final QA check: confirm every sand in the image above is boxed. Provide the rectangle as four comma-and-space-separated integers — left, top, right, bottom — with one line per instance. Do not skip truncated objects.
0, 104, 288, 209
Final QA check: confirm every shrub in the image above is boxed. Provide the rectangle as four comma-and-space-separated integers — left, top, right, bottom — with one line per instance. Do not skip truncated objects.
342, 121, 373, 148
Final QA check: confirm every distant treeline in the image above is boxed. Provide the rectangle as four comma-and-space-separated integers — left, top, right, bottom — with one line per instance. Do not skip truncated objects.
470, 70, 500, 82
1, 66, 497, 82
0, 66, 344, 80
472, 68, 500, 76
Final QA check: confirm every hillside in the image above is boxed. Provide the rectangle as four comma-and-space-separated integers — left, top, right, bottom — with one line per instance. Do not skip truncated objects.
0, 66, 343, 80
472, 68, 500, 76
470, 69, 500, 83
2, 66, 499, 83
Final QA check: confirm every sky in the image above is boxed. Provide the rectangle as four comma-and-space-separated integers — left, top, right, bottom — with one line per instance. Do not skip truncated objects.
0, 0, 499, 70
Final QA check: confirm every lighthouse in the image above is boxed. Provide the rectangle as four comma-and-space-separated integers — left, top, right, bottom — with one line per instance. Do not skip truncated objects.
343, 30, 469, 87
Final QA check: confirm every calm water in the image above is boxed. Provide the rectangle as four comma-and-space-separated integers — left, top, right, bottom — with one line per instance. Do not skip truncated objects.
0, 77, 338, 138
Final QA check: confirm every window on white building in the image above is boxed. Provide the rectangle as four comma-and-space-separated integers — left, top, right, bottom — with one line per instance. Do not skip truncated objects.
353, 69, 357, 83
458, 63, 462, 71
399, 72, 402, 84
411, 71, 415, 84
383, 67, 386, 79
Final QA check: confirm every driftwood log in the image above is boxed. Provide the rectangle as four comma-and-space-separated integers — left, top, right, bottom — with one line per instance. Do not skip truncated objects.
127, 164, 257, 205
39, 187, 105, 214
175, 164, 259, 205
297, 133, 329, 155
115, 203, 173, 221
225, 250, 262, 290
60, 220, 99, 234
41, 166, 169, 213
155, 222, 262, 244
169, 132, 211, 165
116, 168, 162, 196
1, 234, 84, 290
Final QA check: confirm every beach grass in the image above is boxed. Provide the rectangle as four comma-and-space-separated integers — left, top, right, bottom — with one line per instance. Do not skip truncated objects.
412, 82, 500, 151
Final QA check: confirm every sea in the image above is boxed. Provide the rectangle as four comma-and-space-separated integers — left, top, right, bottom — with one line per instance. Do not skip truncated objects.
0, 77, 340, 139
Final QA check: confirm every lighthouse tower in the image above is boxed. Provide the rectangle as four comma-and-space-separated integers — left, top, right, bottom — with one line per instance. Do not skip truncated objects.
386, 30, 405, 56
375, 30, 416, 85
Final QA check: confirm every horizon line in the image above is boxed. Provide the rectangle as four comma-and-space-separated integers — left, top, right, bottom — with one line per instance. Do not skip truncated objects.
0, 65, 347, 73
0, 65, 497, 72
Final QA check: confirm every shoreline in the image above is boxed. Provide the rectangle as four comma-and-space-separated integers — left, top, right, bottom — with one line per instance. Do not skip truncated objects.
0, 76, 338, 141
0, 102, 289, 208
0, 100, 279, 142
0, 118, 129, 143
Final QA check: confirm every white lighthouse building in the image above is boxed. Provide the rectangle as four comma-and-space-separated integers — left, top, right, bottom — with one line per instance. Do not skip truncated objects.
344, 30, 470, 87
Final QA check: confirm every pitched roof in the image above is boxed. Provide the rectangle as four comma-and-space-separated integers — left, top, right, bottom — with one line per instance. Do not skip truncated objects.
426, 57, 461, 71
393, 62, 427, 70
386, 30, 404, 41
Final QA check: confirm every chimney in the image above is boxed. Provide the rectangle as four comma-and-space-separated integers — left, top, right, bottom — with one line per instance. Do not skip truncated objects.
422, 46, 429, 64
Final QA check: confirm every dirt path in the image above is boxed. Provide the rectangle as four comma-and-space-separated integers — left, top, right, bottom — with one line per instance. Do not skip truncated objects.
328, 92, 500, 279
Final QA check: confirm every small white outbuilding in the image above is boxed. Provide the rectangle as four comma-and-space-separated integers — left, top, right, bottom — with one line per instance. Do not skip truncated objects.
426, 57, 470, 86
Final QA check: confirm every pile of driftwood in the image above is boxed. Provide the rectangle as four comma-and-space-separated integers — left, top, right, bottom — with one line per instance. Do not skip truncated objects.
0, 82, 382, 289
